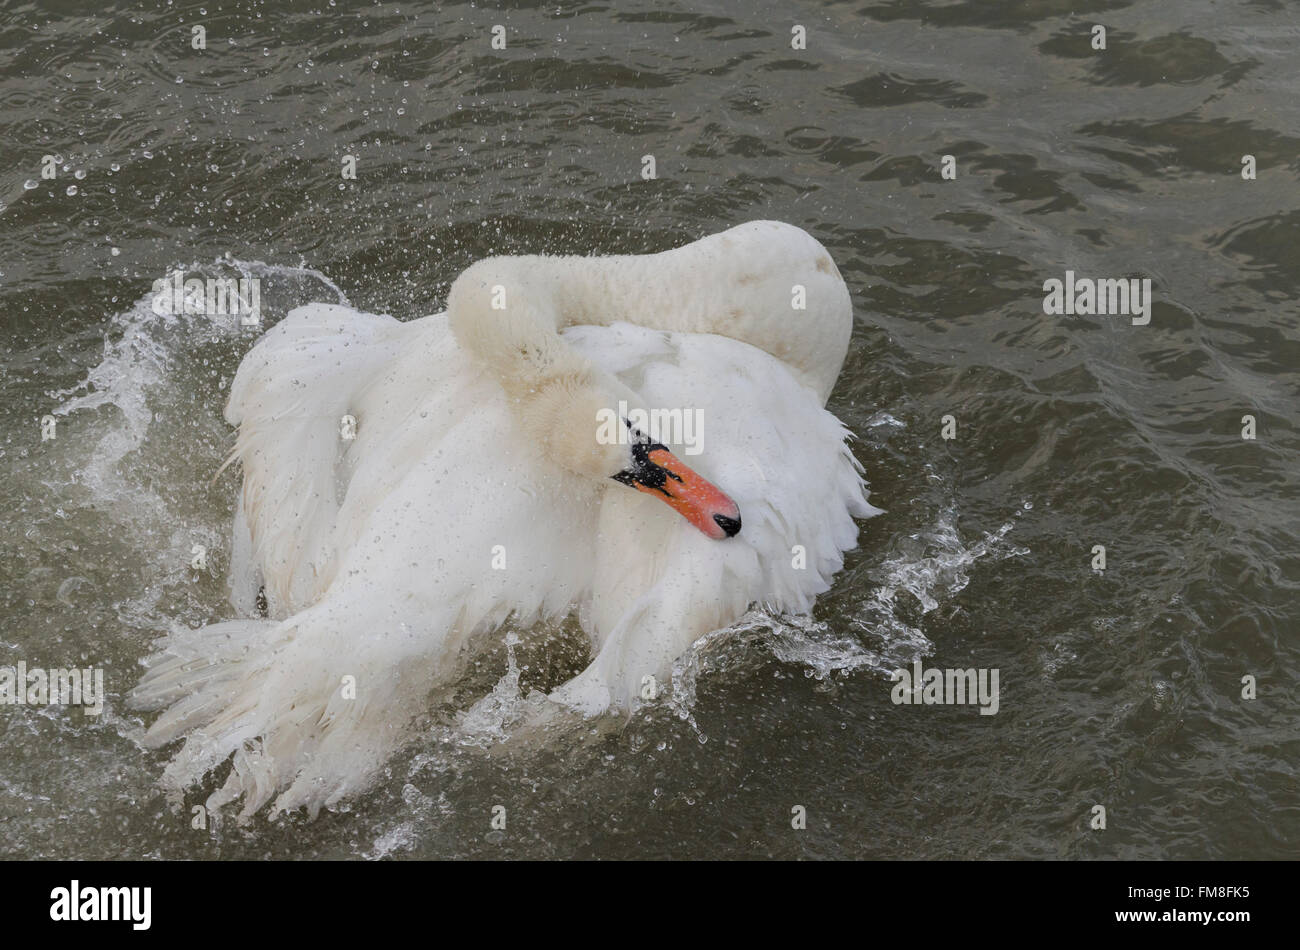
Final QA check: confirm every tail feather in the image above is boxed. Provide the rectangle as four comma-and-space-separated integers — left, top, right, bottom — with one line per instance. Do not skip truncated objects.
130, 604, 455, 820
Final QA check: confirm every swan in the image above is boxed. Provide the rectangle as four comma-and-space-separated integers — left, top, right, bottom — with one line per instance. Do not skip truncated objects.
129, 220, 883, 819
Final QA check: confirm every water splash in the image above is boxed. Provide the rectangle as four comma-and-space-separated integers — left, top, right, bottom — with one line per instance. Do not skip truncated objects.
668, 510, 1030, 731
38, 259, 352, 637
454, 631, 541, 746
880, 514, 1024, 607
52, 257, 347, 454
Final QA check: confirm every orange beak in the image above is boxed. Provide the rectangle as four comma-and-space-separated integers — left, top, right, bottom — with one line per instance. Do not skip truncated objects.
614, 445, 741, 540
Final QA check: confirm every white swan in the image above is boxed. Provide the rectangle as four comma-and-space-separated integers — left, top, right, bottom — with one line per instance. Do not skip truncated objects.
129, 220, 882, 818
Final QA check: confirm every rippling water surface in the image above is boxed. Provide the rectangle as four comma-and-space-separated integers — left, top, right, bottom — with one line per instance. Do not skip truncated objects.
1, 0, 1297, 859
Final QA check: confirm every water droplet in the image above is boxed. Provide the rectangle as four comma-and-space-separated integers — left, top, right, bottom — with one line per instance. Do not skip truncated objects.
65, 185, 78, 196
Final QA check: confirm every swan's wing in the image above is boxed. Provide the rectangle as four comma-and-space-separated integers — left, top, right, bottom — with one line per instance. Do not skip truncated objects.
555, 322, 880, 713
137, 311, 603, 817
224, 303, 404, 614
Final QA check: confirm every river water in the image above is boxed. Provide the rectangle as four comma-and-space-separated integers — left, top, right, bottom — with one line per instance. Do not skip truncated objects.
1, 0, 1297, 858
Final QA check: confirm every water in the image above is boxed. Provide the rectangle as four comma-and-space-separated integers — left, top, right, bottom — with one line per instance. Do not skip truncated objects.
1, 0, 1297, 859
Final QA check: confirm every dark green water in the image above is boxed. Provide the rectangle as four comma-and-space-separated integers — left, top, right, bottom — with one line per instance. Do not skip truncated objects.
0, 0, 1297, 859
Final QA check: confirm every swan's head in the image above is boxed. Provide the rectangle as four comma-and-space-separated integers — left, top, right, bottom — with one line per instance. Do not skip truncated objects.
529, 376, 742, 540
610, 428, 742, 540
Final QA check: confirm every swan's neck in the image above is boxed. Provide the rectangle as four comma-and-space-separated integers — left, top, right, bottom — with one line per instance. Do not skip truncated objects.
447, 221, 852, 405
